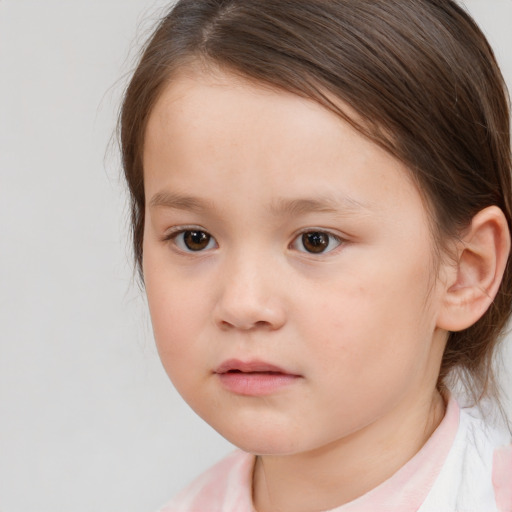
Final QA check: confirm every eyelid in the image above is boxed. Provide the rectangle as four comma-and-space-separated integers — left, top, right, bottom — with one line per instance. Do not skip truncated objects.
162, 224, 201, 240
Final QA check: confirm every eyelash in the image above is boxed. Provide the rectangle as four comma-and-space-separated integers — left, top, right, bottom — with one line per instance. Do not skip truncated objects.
163, 227, 343, 255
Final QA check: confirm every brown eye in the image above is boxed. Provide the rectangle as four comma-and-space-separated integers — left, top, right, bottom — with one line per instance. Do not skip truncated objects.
302, 232, 329, 253
183, 231, 211, 251
292, 231, 341, 254
173, 230, 216, 252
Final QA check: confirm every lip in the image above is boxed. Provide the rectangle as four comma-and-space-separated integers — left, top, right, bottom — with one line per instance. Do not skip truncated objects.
215, 359, 291, 374
214, 359, 301, 396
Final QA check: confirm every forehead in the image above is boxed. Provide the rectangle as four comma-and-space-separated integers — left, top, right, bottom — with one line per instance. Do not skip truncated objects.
145, 67, 346, 157
143, 68, 428, 223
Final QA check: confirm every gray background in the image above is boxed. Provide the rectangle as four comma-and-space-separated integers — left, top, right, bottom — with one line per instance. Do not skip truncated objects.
0, 1, 511, 511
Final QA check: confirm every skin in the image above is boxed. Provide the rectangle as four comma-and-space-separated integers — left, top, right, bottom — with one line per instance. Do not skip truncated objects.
142, 67, 452, 512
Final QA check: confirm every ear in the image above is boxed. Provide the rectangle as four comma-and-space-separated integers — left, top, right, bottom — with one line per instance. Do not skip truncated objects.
437, 206, 510, 332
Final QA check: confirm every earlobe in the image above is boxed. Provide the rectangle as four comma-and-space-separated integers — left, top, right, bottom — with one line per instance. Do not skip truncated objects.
437, 206, 510, 332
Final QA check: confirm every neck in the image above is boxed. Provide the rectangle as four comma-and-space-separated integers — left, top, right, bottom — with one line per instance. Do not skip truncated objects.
253, 389, 446, 512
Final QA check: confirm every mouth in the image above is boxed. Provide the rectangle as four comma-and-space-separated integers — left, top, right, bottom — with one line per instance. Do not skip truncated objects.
215, 359, 292, 375
214, 359, 301, 396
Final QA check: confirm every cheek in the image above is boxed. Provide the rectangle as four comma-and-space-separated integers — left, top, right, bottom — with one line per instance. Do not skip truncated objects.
143, 250, 210, 364
299, 252, 437, 378
145, 275, 214, 405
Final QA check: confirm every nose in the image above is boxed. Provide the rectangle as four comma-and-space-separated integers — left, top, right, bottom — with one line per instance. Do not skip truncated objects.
213, 255, 286, 332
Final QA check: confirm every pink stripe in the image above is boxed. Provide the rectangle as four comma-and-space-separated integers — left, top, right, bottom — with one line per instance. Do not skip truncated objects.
493, 445, 512, 512
338, 396, 460, 512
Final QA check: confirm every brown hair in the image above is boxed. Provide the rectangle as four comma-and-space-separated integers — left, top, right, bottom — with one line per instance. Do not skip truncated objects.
120, 0, 512, 402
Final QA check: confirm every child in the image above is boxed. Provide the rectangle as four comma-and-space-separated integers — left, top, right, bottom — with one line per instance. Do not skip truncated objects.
120, 0, 512, 510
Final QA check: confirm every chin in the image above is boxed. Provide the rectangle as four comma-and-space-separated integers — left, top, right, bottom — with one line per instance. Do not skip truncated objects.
210, 420, 307, 456
226, 436, 300, 456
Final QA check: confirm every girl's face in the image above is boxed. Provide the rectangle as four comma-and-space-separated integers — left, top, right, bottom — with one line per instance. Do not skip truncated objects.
142, 69, 450, 455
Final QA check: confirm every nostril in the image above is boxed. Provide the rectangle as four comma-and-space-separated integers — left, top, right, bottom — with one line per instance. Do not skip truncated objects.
214, 299, 286, 331
219, 319, 272, 331
219, 320, 236, 330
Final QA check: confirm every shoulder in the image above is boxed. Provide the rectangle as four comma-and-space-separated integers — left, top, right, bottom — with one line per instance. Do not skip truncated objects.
462, 408, 512, 512
492, 443, 512, 512
156, 450, 256, 512
421, 401, 512, 512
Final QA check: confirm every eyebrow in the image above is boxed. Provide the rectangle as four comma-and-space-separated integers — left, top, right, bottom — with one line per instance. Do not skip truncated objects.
268, 195, 371, 217
148, 191, 215, 213
148, 191, 371, 216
